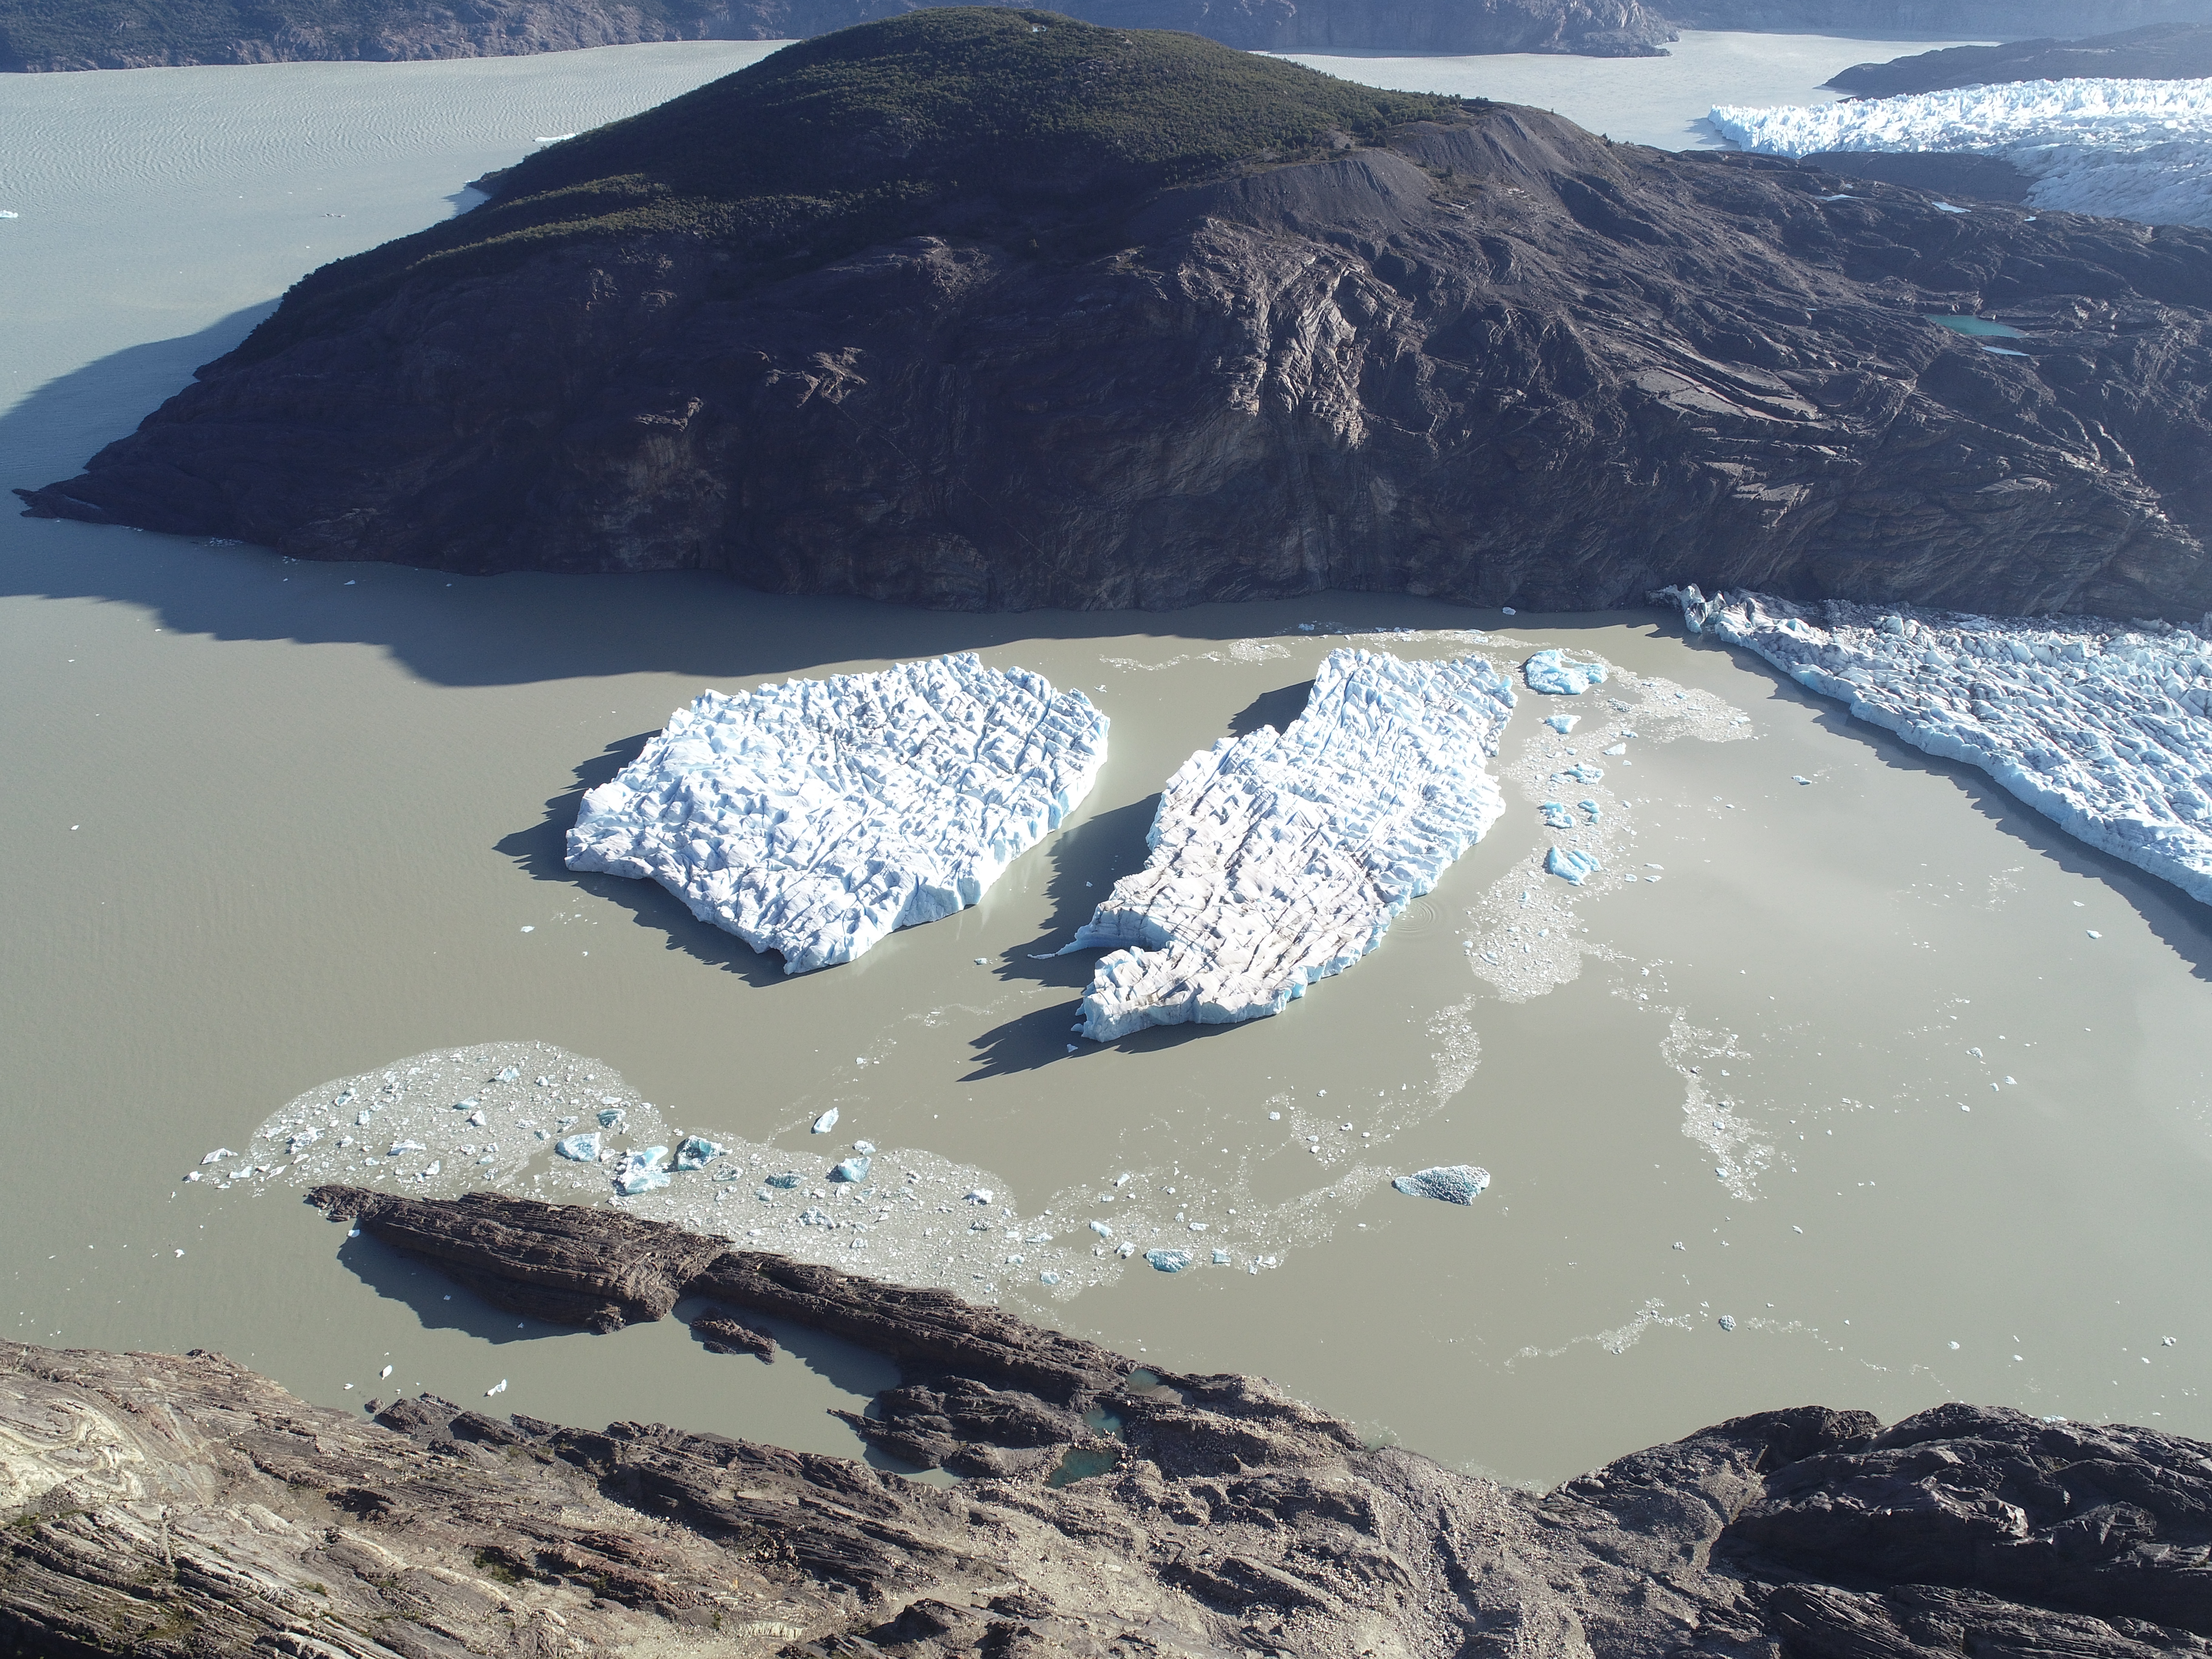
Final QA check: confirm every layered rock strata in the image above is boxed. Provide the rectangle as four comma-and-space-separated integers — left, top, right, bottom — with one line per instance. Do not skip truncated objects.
1, 1184, 2207, 1658
1065, 649, 1513, 1038
565, 654, 1107, 972
22, 14, 2212, 623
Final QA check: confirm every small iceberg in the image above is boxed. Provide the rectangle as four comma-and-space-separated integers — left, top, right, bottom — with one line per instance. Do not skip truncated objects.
764, 1171, 802, 1189
1544, 714, 1579, 734
1145, 1248, 1195, 1273
566, 654, 1108, 973
597, 1106, 625, 1130
554, 1132, 601, 1161
1540, 802, 1576, 829
613, 1146, 671, 1195
1392, 1165, 1491, 1204
811, 1108, 839, 1135
1523, 649, 1608, 695
1546, 847, 1602, 885
828, 1154, 872, 1183
1578, 799, 1602, 824
674, 1136, 723, 1170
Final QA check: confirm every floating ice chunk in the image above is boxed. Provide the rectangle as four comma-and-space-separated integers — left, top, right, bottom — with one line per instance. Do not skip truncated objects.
1792, 775, 1812, 785
1089, 1219, 1114, 1237
554, 1132, 600, 1161
201, 1148, 237, 1165
613, 1147, 671, 1196
675, 1136, 723, 1170
965, 1188, 994, 1205
1602, 743, 1628, 756
566, 654, 1109, 973
764, 1171, 802, 1189
1211, 1248, 1231, 1265
1391, 1165, 1491, 1204
1116, 1241, 1137, 1258
493, 1066, 520, 1083
1545, 714, 1579, 734
1066, 650, 1513, 1039
380, 1364, 393, 1379
829, 1155, 872, 1183
596, 1106, 624, 1131
1578, 799, 1602, 824
1146, 1248, 1195, 1273
486, 1378, 508, 1397
1661, 586, 2212, 906
388, 1140, 426, 1156
464, 1110, 487, 1128
1545, 847, 1602, 885
798, 1206, 830, 1226
812, 1108, 839, 1135
852, 1140, 875, 1155
1718, 1314, 1737, 1332
1523, 650, 1608, 695
1540, 801, 1576, 829
1040, 1271, 1061, 1285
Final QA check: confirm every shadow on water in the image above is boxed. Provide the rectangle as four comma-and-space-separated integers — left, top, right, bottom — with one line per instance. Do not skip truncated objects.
669, 1296, 898, 1401
333, 1228, 541, 1344
1225, 678, 1313, 739
493, 733, 794, 990
1659, 622, 2212, 983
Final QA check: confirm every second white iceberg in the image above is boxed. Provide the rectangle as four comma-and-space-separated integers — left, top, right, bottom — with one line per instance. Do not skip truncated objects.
1065, 649, 1515, 1040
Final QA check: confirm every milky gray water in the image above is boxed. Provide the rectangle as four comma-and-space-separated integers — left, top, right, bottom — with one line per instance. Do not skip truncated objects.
1, 40, 2205, 1488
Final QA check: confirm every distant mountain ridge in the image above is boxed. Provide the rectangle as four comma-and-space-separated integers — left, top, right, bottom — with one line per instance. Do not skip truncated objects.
0, 0, 1674, 69
1828, 22, 2212, 99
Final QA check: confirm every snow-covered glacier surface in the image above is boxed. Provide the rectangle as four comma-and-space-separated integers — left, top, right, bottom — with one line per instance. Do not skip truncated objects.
1711, 77, 2212, 229
1665, 587, 2212, 905
1066, 649, 1515, 1040
567, 654, 1107, 972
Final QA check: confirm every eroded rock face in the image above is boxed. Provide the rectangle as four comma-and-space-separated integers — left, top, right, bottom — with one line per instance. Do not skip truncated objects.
0, 1186, 2207, 1658
25, 106, 2212, 623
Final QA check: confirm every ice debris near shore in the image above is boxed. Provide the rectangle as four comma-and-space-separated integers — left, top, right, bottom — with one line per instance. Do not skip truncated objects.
1063, 649, 1514, 1039
566, 654, 1107, 973
1710, 77, 2212, 230
1392, 1165, 1490, 1204
1665, 587, 2212, 905
1546, 847, 1602, 885
1524, 649, 1607, 695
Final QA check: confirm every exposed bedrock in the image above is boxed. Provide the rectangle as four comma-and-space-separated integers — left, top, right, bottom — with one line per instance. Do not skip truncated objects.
1, 1185, 2207, 1659
1827, 24, 2212, 101
23, 74, 2212, 623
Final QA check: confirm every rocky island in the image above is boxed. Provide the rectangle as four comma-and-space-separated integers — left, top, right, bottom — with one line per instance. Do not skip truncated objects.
3, 1184, 2207, 1657
21, 10, 2212, 623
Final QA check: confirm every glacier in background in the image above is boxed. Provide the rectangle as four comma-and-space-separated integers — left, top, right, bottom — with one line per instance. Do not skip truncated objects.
1711, 77, 2212, 229
1065, 648, 1515, 1040
1664, 588, 2212, 906
567, 654, 1107, 972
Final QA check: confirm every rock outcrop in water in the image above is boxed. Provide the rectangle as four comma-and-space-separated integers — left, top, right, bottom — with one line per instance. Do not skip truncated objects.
0, 0, 1669, 70
19, 10, 2212, 622
2, 1183, 2207, 1658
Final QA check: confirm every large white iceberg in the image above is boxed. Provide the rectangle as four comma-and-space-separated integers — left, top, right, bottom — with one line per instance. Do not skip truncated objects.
1711, 77, 2212, 229
567, 653, 1108, 972
1064, 649, 1515, 1040
1665, 587, 2212, 905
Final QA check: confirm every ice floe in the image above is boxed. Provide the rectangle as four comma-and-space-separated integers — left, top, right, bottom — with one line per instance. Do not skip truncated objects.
1063, 649, 1514, 1039
1524, 649, 1608, 695
1391, 1165, 1490, 1204
1545, 847, 1602, 885
1665, 587, 2212, 905
566, 654, 1107, 973
1711, 77, 2212, 229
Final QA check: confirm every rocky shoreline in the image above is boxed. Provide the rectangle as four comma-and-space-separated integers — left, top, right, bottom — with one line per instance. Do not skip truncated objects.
2, 1185, 2206, 1658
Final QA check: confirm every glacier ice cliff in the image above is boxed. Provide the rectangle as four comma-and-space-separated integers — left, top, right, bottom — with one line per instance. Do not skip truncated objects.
1065, 649, 1514, 1040
1665, 587, 2212, 905
567, 654, 1107, 972
1712, 76, 2212, 229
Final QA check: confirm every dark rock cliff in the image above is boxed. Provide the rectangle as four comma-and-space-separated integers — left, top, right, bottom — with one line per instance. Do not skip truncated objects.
4, 1184, 2208, 1658
1659, 0, 2210, 38
1828, 23, 2212, 100
21, 10, 2212, 621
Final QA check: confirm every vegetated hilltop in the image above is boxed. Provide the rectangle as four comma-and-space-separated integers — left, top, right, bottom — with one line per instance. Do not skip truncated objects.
0, 0, 1670, 70
1829, 22, 2212, 99
5, 1185, 2210, 1658
21, 7, 2212, 621
1659, 0, 2208, 35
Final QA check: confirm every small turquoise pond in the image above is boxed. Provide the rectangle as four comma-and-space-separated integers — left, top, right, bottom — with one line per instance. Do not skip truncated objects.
1925, 315, 2025, 339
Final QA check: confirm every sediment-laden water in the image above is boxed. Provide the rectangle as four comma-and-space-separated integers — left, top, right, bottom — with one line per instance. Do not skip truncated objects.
2, 40, 2204, 1488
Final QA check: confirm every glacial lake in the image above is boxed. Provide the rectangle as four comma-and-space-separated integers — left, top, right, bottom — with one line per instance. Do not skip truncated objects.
1, 38, 2204, 1488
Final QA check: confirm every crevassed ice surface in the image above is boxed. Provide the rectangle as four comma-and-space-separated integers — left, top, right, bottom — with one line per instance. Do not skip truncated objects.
567, 653, 1108, 972
1067, 648, 1514, 1040
1709, 76, 2212, 228
1668, 586, 2212, 905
